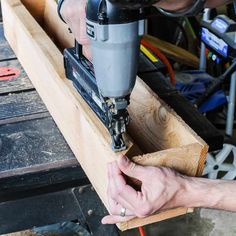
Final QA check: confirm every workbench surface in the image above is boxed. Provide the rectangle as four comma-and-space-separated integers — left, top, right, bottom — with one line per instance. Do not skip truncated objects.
0, 22, 85, 189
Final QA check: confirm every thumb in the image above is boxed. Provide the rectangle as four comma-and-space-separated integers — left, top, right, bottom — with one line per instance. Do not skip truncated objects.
117, 155, 147, 181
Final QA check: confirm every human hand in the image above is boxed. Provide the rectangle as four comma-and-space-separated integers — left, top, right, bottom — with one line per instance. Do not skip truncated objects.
60, 0, 92, 60
102, 155, 187, 224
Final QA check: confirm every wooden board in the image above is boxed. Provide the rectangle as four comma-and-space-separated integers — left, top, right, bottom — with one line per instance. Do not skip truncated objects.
143, 34, 200, 68
140, 72, 223, 152
2, 0, 208, 230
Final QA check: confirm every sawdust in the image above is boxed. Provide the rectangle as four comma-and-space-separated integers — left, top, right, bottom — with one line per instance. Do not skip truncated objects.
1, 230, 36, 236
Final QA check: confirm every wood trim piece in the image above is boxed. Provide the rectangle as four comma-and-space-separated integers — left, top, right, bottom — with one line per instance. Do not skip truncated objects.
21, 0, 45, 25
133, 143, 203, 176
2, 0, 208, 230
119, 207, 190, 230
143, 34, 200, 68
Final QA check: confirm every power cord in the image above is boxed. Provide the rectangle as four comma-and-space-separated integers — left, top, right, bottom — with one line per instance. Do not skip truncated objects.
138, 226, 146, 236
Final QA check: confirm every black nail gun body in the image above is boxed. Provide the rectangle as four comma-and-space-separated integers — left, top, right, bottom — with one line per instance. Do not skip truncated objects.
64, 45, 108, 126
64, 43, 129, 152
63, 0, 159, 152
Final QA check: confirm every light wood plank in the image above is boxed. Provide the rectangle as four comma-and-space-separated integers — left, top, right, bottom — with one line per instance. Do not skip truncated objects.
119, 207, 190, 230
21, 0, 45, 25
143, 34, 200, 68
2, 0, 208, 230
133, 143, 203, 176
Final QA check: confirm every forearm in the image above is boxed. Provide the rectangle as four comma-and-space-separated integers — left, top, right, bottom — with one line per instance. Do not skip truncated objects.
178, 177, 236, 211
205, 0, 233, 8
154, 0, 233, 12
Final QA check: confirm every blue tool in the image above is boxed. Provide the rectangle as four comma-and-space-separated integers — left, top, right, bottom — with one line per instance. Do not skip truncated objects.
176, 71, 227, 113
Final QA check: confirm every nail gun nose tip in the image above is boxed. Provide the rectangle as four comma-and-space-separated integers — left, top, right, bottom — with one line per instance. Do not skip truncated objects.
111, 134, 127, 152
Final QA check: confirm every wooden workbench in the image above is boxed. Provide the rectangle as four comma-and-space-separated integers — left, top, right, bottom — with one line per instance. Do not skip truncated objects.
0, 22, 82, 193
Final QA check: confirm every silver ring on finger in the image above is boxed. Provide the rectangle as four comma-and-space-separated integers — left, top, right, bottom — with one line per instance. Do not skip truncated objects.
120, 207, 126, 217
